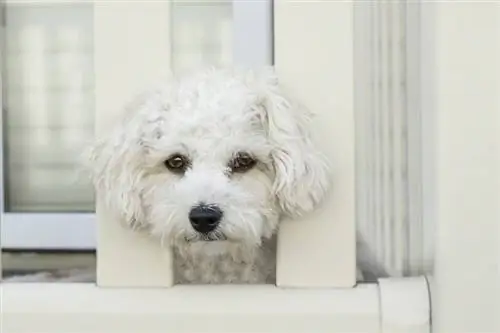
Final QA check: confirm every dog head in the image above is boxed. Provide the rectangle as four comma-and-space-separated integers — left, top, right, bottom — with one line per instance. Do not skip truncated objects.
85, 68, 330, 250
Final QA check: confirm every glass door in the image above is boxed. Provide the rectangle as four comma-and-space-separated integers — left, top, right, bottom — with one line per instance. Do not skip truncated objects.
1, 0, 272, 250
1, 1, 96, 250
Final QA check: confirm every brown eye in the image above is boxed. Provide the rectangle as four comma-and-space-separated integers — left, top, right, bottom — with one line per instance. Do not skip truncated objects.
164, 154, 189, 173
230, 152, 256, 173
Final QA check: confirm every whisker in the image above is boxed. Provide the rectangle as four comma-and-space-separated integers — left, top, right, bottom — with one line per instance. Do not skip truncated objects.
236, 211, 259, 240
212, 229, 225, 241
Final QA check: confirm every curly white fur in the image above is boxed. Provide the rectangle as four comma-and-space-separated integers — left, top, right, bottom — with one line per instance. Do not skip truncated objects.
84, 68, 330, 284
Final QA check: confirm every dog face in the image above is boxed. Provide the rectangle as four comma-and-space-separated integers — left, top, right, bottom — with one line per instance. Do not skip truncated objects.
86, 68, 330, 251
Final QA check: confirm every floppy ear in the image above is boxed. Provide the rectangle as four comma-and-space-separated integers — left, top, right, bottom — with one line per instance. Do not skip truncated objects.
82, 91, 163, 230
83, 120, 146, 230
83, 86, 174, 229
254, 70, 331, 217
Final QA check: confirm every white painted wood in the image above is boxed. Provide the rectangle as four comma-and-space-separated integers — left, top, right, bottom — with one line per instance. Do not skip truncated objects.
1, 283, 381, 333
232, 0, 272, 66
378, 277, 430, 333
426, 2, 500, 332
93, 1, 174, 287
1, 213, 95, 249
274, 0, 356, 287
2, 278, 433, 332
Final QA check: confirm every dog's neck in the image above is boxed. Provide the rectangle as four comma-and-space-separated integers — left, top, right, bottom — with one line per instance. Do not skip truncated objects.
173, 237, 276, 284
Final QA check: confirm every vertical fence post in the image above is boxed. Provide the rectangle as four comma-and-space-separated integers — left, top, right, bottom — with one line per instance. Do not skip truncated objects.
94, 1, 174, 287
274, 0, 356, 287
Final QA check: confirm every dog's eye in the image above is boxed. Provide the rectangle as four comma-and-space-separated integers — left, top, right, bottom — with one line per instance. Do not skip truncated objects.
164, 154, 189, 173
230, 152, 256, 173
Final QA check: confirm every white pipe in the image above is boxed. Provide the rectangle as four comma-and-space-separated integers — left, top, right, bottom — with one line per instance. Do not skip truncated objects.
1, 277, 429, 333
379, 277, 430, 333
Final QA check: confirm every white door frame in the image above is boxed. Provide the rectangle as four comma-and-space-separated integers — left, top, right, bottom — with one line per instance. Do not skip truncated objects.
0, 0, 98, 250
0, 0, 272, 250
426, 2, 500, 332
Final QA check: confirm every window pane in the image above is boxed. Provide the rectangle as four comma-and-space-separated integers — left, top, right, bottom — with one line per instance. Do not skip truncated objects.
172, 1, 232, 73
2, 3, 95, 212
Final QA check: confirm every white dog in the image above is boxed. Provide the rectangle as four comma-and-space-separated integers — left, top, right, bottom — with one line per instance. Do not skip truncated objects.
1, 69, 381, 284
84, 67, 331, 284
3, 69, 388, 284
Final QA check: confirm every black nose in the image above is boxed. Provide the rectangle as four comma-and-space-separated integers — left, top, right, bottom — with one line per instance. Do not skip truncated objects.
189, 205, 223, 234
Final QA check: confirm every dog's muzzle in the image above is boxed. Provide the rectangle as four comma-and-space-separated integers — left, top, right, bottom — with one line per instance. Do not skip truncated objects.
189, 204, 223, 234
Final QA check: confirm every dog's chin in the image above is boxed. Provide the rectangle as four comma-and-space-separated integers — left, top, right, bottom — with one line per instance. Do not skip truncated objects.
181, 236, 234, 256
171, 230, 264, 257
185, 232, 228, 243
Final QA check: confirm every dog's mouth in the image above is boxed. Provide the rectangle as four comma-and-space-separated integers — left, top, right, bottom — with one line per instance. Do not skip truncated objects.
185, 232, 227, 243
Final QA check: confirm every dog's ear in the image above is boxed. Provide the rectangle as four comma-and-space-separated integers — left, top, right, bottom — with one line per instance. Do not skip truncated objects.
253, 69, 331, 218
82, 96, 155, 230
